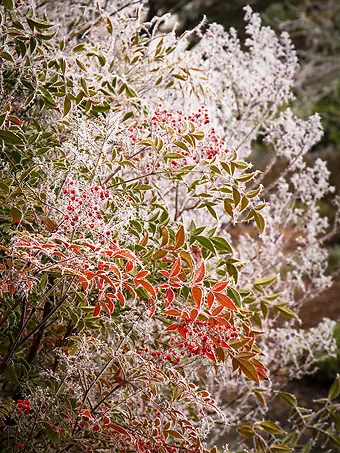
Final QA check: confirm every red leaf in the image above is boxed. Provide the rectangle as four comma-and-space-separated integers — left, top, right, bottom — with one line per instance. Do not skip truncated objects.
191, 286, 203, 309
175, 225, 185, 249
193, 262, 205, 283
178, 325, 187, 339
116, 290, 125, 306
166, 287, 175, 307
215, 293, 237, 310
105, 296, 115, 312
107, 423, 130, 437
149, 304, 156, 318
205, 350, 217, 363
93, 303, 101, 316
211, 281, 229, 292
78, 277, 89, 291
207, 292, 214, 309
169, 257, 181, 278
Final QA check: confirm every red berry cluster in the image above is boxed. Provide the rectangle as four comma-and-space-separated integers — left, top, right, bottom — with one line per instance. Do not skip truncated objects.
124, 104, 229, 173
61, 181, 111, 241
16, 398, 31, 415
172, 319, 240, 362
17, 443, 24, 451
137, 318, 240, 365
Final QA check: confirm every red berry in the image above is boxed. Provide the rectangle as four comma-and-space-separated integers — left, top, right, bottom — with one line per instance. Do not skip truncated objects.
18, 444, 24, 450
17, 409, 22, 414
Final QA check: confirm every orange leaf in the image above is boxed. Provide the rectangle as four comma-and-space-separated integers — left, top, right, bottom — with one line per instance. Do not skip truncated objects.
100, 274, 118, 290
211, 281, 229, 292
211, 306, 224, 316
165, 309, 181, 317
175, 225, 185, 249
164, 324, 179, 331
161, 226, 169, 247
123, 283, 136, 300
113, 249, 136, 261
159, 270, 169, 278
193, 262, 205, 283
81, 410, 93, 419
101, 301, 111, 316
169, 257, 181, 278
215, 316, 231, 328
191, 286, 203, 309
215, 293, 237, 310
237, 358, 260, 384
207, 292, 214, 309
137, 280, 157, 298
125, 261, 134, 272
190, 308, 198, 320
136, 270, 149, 279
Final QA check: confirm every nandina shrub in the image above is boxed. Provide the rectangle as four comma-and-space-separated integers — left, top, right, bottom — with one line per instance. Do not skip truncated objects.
0, 1, 339, 452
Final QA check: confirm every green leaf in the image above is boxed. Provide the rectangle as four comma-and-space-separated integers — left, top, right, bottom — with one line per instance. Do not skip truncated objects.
328, 374, 340, 400
238, 425, 255, 439
10, 207, 22, 223
2, 0, 14, 10
45, 425, 59, 443
0, 130, 24, 146
270, 444, 292, 452
254, 210, 265, 233
232, 187, 241, 206
259, 421, 285, 435
211, 237, 233, 254
3, 363, 20, 385
276, 391, 297, 407
0, 51, 15, 63
137, 140, 155, 146
63, 96, 72, 117
255, 275, 277, 287
274, 304, 299, 320
122, 112, 134, 122
191, 130, 205, 140
72, 44, 86, 53
174, 141, 189, 153
195, 236, 216, 255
